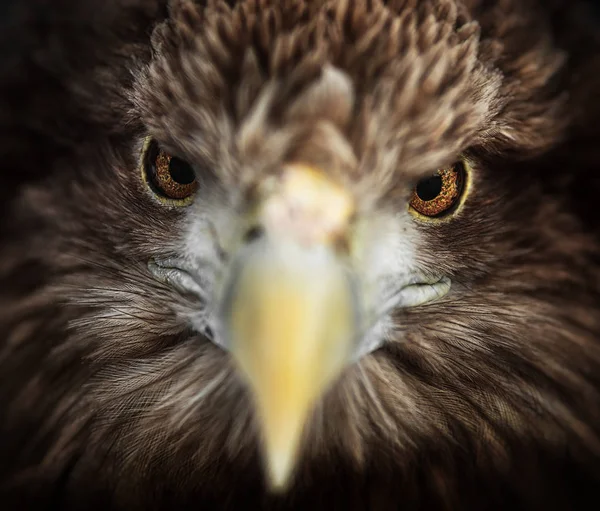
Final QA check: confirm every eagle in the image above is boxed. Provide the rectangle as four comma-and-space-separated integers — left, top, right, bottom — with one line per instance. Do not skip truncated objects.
1, 0, 600, 509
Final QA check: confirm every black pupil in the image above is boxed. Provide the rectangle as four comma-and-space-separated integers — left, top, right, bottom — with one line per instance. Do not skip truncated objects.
416, 174, 443, 201
169, 157, 195, 185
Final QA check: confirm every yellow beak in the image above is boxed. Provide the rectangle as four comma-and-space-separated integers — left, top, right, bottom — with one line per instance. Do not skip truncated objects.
224, 165, 357, 490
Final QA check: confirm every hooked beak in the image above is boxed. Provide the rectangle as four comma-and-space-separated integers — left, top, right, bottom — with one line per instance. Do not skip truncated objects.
221, 165, 360, 490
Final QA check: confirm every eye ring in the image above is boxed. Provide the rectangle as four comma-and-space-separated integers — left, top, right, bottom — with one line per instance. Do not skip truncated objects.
140, 138, 198, 205
409, 160, 469, 220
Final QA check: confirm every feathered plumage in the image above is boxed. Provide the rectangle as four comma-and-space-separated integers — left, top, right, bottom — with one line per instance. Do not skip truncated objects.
1, 1, 600, 509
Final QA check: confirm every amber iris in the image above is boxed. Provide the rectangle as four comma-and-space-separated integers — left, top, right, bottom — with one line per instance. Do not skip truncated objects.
409, 162, 465, 218
145, 141, 198, 201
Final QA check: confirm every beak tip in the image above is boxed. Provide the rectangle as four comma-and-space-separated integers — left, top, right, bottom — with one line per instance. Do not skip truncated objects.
265, 447, 297, 492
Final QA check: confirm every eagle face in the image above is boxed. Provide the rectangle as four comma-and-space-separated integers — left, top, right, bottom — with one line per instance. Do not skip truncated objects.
2, 0, 600, 507
132, 0, 511, 487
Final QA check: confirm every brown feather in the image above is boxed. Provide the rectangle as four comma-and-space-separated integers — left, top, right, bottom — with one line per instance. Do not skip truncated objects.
1, 1, 600, 509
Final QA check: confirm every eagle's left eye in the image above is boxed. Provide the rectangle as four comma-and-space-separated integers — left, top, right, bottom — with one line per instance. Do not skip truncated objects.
409, 161, 467, 218
142, 139, 198, 203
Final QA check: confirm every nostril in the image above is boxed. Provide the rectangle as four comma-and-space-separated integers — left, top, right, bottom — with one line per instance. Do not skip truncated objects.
244, 225, 264, 243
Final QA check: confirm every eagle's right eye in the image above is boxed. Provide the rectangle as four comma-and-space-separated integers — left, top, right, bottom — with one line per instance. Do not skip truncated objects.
142, 139, 198, 204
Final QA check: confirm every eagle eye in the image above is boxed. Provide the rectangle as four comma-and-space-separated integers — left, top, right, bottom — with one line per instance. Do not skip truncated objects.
409, 161, 467, 219
142, 139, 198, 204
